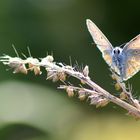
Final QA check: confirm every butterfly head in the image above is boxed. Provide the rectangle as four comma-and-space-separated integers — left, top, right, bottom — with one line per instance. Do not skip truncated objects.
112, 47, 123, 56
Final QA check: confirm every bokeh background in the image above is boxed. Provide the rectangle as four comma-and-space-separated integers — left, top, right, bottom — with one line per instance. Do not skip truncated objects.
0, 0, 140, 140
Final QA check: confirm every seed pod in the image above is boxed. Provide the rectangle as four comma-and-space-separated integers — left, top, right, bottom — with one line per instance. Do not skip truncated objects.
58, 72, 66, 81
111, 74, 117, 80
83, 65, 89, 77
28, 63, 41, 75
78, 94, 86, 101
46, 70, 59, 82
52, 73, 59, 82
115, 83, 121, 91
120, 92, 127, 100
66, 87, 74, 97
96, 98, 109, 108
33, 66, 41, 75
78, 90, 86, 101
46, 55, 54, 63
89, 94, 100, 105
81, 79, 86, 84
13, 63, 28, 74
40, 55, 54, 66
27, 58, 41, 75
46, 70, 54, 80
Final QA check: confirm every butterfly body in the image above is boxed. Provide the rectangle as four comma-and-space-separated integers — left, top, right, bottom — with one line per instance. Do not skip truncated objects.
112, 47, 126, 80
86, 19, 140, 81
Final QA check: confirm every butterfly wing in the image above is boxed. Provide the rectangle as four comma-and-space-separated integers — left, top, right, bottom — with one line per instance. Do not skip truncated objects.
86, 19, 113, 67
122, 34, 140, 80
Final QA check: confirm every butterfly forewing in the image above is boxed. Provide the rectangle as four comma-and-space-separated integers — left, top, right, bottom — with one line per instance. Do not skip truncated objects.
123, 34, 140, 51
86, 19, 113, 67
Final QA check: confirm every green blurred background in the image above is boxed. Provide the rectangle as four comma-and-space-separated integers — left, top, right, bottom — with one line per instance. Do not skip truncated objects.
0, 0, 140, 140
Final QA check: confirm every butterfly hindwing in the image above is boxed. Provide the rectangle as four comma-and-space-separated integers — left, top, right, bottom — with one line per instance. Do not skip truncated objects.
123, 58, 140, 80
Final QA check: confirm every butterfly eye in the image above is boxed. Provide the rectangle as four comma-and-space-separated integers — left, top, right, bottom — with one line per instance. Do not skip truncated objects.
117, 49, 120, 54
113, 50, 116, 54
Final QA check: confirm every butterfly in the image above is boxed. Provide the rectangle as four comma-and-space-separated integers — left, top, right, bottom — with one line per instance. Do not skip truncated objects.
86, 19, 140, 81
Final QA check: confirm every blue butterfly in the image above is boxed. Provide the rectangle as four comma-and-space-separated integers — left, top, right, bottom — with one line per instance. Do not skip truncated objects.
86, 19, 140, 81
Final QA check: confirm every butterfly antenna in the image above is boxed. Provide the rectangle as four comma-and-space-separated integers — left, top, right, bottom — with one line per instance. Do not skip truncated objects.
12, 44, 19, 57
119, 42, 127, 48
